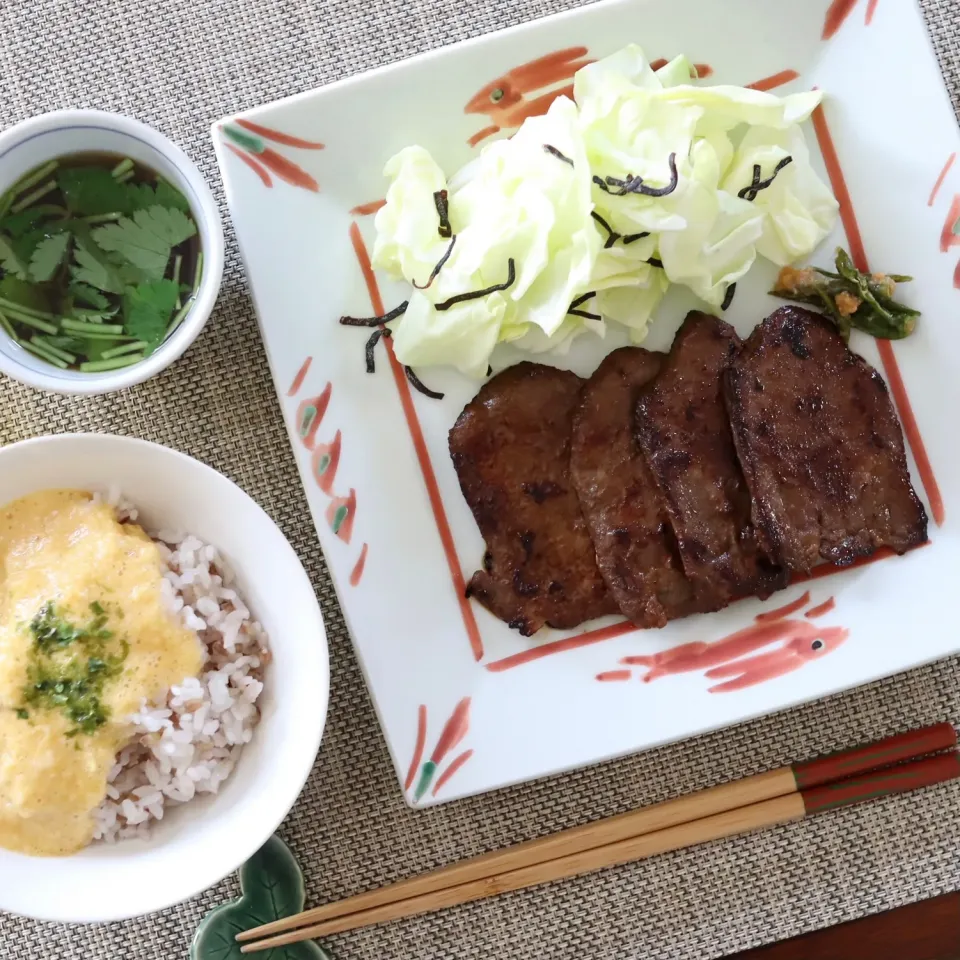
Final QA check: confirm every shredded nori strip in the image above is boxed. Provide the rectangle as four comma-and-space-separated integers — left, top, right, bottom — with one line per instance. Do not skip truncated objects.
434, 190, 452, 238
593, 153, 679, 198
340, 302, 409, 327
646, 257, 664, 269
590, 211, 651, 249
435, 258, 516, 311
721, 283, 737, 311
737, 156, 793, 201
405, 366, 444, 400
569, 292, 596, 310
568, 308, 602, 321
413, 235, 457, 290
365, 327, 391, 373
591, 211, 621, 249
543, 144, 574, 167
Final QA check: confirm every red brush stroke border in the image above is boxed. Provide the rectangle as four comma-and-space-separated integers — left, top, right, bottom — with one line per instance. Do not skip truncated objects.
811, 106, 944, 527
350, 225, 484, 660
929, 153, 956, 207
345, 77, 941, 674
404, 705, 428, 790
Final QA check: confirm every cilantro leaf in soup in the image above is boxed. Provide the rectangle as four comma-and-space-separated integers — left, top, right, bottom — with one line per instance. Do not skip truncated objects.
123, 278, 178, 348
0, 235, 28, 280
28, 232, 71, 283
71, 229, 127, 294
126, 179, 192, 214
153, 179, 192, 213
58, 166, 131, 216
138, 206, 196, 247
69, 281, 110, 310
0, 274, 53, 314
0, 204, 64, 238
92, 206, 195, 280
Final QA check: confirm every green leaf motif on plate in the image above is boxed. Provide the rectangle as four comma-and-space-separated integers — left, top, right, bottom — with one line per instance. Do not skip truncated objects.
190, 834, 331, 960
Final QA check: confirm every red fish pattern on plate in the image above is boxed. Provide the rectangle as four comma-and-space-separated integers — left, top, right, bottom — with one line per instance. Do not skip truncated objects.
598, 594, 849, 693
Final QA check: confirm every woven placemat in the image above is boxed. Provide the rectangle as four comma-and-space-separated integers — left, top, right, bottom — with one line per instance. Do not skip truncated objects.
1, 1, 958, 957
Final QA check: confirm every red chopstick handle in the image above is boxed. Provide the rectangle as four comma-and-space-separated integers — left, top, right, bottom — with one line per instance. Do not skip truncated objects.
802, 751, 960, 815
792, 723, 957, 789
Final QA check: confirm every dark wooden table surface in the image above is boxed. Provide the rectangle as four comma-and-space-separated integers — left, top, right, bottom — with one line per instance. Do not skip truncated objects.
726, 893, 960, 960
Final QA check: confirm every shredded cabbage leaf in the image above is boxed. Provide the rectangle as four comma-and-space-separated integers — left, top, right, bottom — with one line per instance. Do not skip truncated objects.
721, 125, 840, 266
370, 43, 839, 376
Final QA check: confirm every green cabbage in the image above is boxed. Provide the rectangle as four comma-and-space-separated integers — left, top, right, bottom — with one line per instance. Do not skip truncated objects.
721, 125, 839, 266
371, 43, 838, 376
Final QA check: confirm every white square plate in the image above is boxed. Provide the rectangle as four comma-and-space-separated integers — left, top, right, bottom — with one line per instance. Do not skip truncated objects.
213, 0, 960, 806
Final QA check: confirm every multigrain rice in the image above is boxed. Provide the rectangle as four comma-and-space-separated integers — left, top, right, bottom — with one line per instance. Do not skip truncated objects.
91, 492, 269, 843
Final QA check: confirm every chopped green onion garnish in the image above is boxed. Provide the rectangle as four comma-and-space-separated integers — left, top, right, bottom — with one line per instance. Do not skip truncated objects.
110, 158, 134, 179
79, 353, 145, 372
21, 340, 68, 368
11, 179, 58, 214
115, 169, 134, 185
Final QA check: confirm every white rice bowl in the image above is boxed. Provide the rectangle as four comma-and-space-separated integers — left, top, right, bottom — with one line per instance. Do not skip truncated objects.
90, 492, 270, 843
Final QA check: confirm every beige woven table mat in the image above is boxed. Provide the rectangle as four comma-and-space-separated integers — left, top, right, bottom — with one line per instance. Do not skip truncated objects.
1, 1, 958, 957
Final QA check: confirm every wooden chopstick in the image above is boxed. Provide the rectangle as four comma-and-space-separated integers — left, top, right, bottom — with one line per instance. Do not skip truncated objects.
238, 722, 955, 950
242, 747, 960, 951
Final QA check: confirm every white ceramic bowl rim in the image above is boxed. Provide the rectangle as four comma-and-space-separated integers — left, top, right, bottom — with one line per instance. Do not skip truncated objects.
0, 110, 224, 395
0, 434, 328, 923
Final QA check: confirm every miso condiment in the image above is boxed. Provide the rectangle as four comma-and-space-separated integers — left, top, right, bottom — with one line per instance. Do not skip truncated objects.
0, 152, 202, 372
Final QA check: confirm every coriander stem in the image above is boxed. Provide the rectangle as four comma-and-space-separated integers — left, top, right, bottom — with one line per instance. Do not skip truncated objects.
0, 311, 15, 340
30, 336, 76, 364
115, 169, 134, 185
100, 340, 148, 359
172, 254, 182, 308
110, 158, 134, 179
0, 296, 57, 320
69, 330, 135, 341
10, 160, 59, 200
11, 179, 58, 214
83, 212, 122, 224
21, 339, 69, 369
61, 319, 124, 335
192, 250, 204, 294
2, 308, 58, 335
167, 297, 192, 335
80, 353, 144, 372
